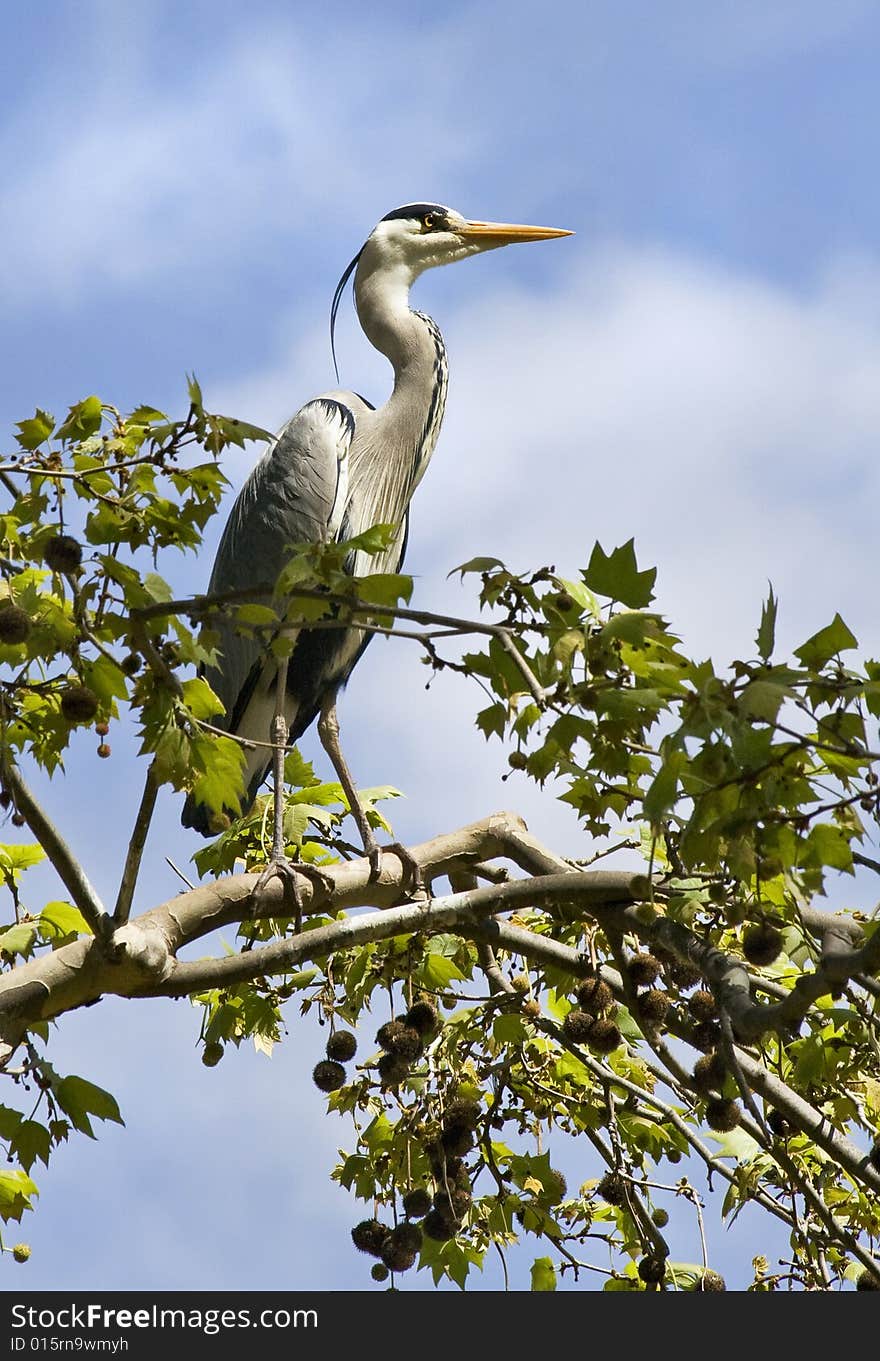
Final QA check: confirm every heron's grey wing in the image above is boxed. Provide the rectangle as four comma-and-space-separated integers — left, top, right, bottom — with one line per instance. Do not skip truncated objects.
181, 398, 354, 831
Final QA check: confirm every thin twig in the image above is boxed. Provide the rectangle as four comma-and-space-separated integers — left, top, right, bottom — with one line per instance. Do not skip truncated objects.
114, 762, 159, 924
0, 758, 107, 936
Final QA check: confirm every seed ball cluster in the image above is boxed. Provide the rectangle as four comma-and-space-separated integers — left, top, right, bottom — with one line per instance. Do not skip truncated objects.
402, 1188, 432, 1220
422, 1208, 456, 1242
326, 1030, 357, 1063
44, 535, 83, 574
597, 1172, 628, 1207
562, 1008, 594, 1043
626, 953, 661, 987
405, 1000, 440, 1035
635, 988, 670, 1030
692, 1051, 726, 1094
638, 1255, 667, 1285
312, 1059, 346, 1093
60, 685, 99, 724
0, 602, 31, 646
377, 1053, 410, 1087
766, 1110, 790, 1139
351, 1219, 389, 1257
576, 976, 614, 1016
201, 1042, 223, 1068
692, 1020, 721, 1053
379, 1222, 422, 1273
701, 1270, 727, 1292
742, 922, 783, 967
705, 1097, 741, 1132
856, 1270, 880, 1291
687, 989, 717, 1022
370, 1263, 389, 1282
587, 1017, 622, 1053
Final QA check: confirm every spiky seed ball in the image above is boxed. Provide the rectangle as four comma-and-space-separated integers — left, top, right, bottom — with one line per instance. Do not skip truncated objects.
326, 1030, 357, 1063
379, 1222, 422, 1273
0, 602, 31, 646
562, 1008, 594, 1043
742, 922, 783, 967
766, 1110, 790, 1139
201, 1042, 223, 1068
60, 685, 99, 724
121, 652, 142, 676
11, 1244, 30, 1263
541, 1169, 568, 1203
692, 1020, 721, 1053
377, 1054, 410, 1087
522, 998, 541, 1018
312, 1059, 346, 1093
587, 1018, 622, 1054
651, 1207, 669, 1228
351, 1219, 390, 1257
856, 1269, 880, 1291
423, 1208, 457, 1242
626, 953, 661, 987
508, 751, 528, 770
95, 721, 110, 737
44, 535, 83, 574
377, 1021, 423, 1061
371, 1263, 389, 1282
668, 959, 703, 990
376, 1019, 406, 1051
638, 1255, 667, 1285
402, 1188, 432, 1220
10, 812, 25, 827
511, 973, 531, 993
597, 1172, 628, 1207
440, 1123, 474, 1158
705, 1097, 741, 1132
692, 1051, 726, 1094
576, 977, 614, 1015
688, 989, 717, 1022
433, 1188, 471, 1223
96, 743, 111, 759
701, 1270, 727, 1292
443, 1098, 481, 1131
666, 1149, 682, 1164
636, 988, 670, 1029
405, 1000, 439, 1036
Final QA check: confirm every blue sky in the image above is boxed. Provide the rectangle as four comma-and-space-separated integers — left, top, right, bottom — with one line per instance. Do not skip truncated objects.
3, 0, 880, 1292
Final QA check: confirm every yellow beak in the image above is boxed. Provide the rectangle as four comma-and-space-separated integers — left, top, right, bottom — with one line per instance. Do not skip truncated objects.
458, 220, 573, 245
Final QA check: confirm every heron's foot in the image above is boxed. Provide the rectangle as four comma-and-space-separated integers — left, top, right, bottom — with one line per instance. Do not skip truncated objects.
367, 840, 426, 897
250, 856, 333, 934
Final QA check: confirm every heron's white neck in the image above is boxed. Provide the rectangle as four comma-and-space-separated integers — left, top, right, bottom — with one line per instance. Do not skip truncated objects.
354, 260, 430, 374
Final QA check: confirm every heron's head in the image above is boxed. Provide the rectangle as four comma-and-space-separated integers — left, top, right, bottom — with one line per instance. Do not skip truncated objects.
361, 202, 572, 281
330, 203, 571, 377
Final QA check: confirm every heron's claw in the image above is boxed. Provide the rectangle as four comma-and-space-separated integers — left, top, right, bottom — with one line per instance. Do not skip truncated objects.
367, 840, 426, 898
251, 856, 333, 934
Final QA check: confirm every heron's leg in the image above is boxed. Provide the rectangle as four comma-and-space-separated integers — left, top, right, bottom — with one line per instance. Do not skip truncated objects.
251, 658, 332, 933
317, 693, 424, 891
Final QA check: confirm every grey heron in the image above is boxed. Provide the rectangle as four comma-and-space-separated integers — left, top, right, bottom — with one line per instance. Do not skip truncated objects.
181, 202, 571, 883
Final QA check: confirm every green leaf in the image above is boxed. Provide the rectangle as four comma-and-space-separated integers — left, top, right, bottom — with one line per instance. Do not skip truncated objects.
284, 748, 320, 789
530, 1256, 557, 1291
418, 953, 466, 990
355, 573, 413, 607
756, 585, 777, 661
583, 539, 656, 608
56, 396, 103, 443
39, 900, 93, 942
449, 556, 506, 579
181, 677, 224, 720
794, 613, 858, 668
0, 1167, 39, 1222
10, 1120, 51, 1173
55, 1075, 124, 1139
15, 409, 55, 451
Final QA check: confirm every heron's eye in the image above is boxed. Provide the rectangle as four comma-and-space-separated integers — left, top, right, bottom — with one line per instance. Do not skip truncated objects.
422, 212, 440, 231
